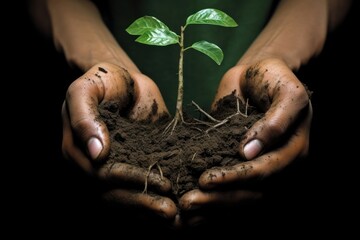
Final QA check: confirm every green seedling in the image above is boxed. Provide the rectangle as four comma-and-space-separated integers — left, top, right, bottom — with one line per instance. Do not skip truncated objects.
126, 8, 238, 133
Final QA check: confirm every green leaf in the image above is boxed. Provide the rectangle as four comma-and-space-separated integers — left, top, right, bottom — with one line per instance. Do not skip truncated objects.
135, 28, 179, 46
191, 41, 224, 65
186, 8, 238, 27
126, 16, 170, 35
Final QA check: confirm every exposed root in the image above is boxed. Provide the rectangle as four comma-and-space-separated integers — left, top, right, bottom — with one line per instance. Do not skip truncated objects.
204, 97, 248, 134
174, 173, 180, 196
163, 110, 185, 135
143, 160, 162, 194
173, 156, 184, 196
190, 97, 249, 135
142, 150, 180, 194
191, 152, 197, 161
191, 101, 220, 123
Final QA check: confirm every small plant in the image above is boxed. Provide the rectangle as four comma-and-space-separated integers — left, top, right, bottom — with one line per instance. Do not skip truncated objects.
126, 8, 238, 133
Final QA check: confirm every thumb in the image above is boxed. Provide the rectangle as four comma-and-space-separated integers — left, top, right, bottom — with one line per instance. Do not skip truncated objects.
62, 100, 111, 162
239, 97, 311, 160
64, 65, 114, 161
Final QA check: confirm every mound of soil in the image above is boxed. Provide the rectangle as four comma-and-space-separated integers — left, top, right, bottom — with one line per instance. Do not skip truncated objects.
99, 93, 263, 200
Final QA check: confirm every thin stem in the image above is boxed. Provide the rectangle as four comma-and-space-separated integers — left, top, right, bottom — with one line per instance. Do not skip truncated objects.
164, 25, 185, 135
175, 26, 185, 122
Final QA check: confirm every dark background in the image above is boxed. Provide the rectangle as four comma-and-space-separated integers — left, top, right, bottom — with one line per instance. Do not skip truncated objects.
7, 1, 358, 238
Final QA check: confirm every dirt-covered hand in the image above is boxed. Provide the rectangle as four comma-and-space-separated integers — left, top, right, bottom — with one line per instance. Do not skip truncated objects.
62, 62, 177, 222
178, 58, 312, 226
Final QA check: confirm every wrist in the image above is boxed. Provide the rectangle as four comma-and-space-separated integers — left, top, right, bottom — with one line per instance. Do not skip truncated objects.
60, 29, 141, 73
64, 41, 130, 72
238, 0, 329, 71
47, 0, 140, 73
238, 45, 300, 70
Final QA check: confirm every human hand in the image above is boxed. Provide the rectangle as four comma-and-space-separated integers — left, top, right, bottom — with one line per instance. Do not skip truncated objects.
62, 62, 178, 225
178, 58, 312, 226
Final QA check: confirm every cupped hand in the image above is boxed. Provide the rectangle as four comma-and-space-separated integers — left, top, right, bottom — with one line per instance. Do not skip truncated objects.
62, 62, 178, 224
178, 58, 312, 226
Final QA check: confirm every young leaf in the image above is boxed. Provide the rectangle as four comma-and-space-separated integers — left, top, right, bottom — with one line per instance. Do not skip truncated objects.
190, 40, 223, 65
126, 16, 170, 35
135, 28, 179, 46
186, 8, 238, 27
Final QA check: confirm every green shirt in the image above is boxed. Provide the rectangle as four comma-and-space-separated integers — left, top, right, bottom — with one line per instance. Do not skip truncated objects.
106, 0, 273, 115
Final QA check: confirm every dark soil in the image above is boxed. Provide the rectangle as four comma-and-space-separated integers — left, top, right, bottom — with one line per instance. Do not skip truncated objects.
99, 92, 263, 200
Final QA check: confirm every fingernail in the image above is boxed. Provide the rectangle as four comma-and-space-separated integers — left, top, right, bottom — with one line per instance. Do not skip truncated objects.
87, 137, 103, 160
243, 139, 263, 160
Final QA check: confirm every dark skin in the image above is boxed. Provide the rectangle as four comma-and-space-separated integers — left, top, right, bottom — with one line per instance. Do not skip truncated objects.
30, 0, 352, 229
62, 58, 312, 227
62, 64, 178, 222
179, 59, 313, 226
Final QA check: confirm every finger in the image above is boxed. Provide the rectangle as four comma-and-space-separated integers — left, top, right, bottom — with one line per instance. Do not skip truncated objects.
177, 189, 261, 227
62, 102, 94, 174
98, 162, 172, 193
211, 66, 243, 109
103, 189, 177, 220
127, 72, 169, 121
240, 60, 311, 159
179, 189, 262, 211
66, 63, 133, 161
199, 103, 312, 189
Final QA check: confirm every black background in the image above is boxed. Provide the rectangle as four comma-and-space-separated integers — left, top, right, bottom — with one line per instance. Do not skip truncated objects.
6, 1, 359, 238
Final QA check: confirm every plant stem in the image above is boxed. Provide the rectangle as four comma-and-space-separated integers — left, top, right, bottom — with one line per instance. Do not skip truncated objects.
163, 26, 186, 135
175, 26, 185, 122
